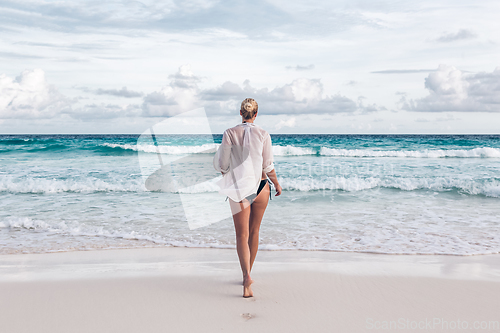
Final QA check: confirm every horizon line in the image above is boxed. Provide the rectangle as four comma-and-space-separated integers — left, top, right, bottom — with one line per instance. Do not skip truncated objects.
2, 133, 500, 136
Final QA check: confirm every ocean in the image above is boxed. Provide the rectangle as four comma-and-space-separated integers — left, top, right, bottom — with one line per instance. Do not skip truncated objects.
1, 134, 500, 255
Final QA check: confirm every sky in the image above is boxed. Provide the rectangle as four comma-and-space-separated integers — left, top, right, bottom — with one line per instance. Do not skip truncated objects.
1, 0, 500, 134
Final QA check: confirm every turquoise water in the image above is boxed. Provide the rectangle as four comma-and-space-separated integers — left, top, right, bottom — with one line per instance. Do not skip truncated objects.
1, 134, 500, 255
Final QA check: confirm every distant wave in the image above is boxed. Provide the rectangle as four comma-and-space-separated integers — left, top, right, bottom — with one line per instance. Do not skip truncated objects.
104, 143, 316, 156
319, 147, 500, 158
27, 144, 70, 152
272, 145, 316, 156
102, 143, 500, 158
0, 137, 58, 145
0, 143, 71, 153
0, 138, 35, 145
102, 143, 219, 154
262, 145, 500, 158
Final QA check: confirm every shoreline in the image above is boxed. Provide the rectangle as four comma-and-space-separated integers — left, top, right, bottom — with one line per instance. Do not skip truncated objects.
3, 242, 500, 257
1, 247, 500, 332
2, 246, 500, 281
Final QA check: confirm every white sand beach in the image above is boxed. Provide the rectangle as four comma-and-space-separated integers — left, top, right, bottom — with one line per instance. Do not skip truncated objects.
1, 248, 500, 333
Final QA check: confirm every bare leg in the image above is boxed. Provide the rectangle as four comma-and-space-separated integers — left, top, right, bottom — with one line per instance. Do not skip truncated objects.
249, 182, 270, 271
230, 199, 253, 297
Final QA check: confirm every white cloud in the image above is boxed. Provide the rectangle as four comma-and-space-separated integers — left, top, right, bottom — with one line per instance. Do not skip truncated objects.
201, 77, 383, 115
67, 103, 142, 120
142, 66, 384, 117
86, 86, 143, 98
415, 118, 429, 123
5, 67, 380, 120
0, 69, 146, 120
141, 65, 200, 117
436, 29, 477, 43
350, 121, 372, 131
274, 117, 296, 130
285, 64, 315, 71
372, 69, 435, 74
0, 69, 72, 119
401, 65, 500, 112
0, 0, 372, 40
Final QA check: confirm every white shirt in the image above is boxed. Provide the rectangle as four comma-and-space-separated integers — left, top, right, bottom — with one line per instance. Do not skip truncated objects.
213, 123, 274, 202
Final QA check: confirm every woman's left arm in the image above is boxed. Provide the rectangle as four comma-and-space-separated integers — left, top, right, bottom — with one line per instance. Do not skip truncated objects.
262, 132, 274, 174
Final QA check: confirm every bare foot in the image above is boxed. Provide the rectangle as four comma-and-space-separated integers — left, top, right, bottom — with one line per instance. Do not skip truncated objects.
243, 276, 254, 298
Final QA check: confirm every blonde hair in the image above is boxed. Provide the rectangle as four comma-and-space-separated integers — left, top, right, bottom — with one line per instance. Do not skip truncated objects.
240, 98, 258, 119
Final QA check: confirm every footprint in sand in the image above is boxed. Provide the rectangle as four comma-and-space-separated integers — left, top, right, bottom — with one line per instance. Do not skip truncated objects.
241, 313, 255, 320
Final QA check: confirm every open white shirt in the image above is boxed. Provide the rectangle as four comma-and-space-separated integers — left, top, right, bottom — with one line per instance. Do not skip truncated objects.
213, 123, 274, 202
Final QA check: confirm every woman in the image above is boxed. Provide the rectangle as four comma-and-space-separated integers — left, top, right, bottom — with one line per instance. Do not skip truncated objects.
213, 98, 282, 298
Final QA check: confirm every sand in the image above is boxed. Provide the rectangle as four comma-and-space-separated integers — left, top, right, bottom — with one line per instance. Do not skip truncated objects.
1, 247, 500, 333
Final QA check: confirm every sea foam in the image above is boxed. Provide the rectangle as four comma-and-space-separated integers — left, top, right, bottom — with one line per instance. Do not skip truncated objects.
104, 143, 500, 158
1, 175, 499, 197
0, 176, 145, 193
319, 147, 500, 158
280, 176, 500, 197
103, 143, 218, 154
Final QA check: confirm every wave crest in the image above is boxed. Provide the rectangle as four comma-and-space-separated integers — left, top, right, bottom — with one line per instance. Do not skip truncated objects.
0, 176, 145, 194
272, 145, 316, 156
103, 143, 218, 154
319, 147, 500, 158
1, 175, 499, 197
280, 176, 500, 197
103, 143, 500, 158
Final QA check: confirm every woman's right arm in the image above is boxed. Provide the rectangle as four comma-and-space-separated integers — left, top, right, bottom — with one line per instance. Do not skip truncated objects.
266, 169, 282, 196
262, 132, 282, 196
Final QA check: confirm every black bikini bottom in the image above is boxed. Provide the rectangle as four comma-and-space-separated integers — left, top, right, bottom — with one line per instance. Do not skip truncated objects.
244, 179, 272, 203
225, 179, 272, 203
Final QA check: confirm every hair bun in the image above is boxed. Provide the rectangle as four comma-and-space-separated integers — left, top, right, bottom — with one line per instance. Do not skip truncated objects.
240, 98, 258, 119
244, 102, 253, 111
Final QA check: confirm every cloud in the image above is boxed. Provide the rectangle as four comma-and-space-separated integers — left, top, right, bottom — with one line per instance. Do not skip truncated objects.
144, 65, 384, 117
14, 41, 117, 51
275, 117, 296, 130
401, 64, 500, 112
201, 78, 384, 115
286, 64, 315, 71
436, 114, 460, 122
415, 118, 430, 123
81, 86, 144, 98
2, 66, 385, 120
371, 69, 436, 74
0, 0, 377, 40
0, 69, 72, 119
0, 69, 146, 120
0, 0, 289, 37
141, 65, 201, 116
68, 103, 142, 120
436, 29, 477, 43
0, 51, 46, 59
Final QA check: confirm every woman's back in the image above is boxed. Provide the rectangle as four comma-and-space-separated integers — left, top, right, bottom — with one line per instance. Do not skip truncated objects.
214, 122, 274, 202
